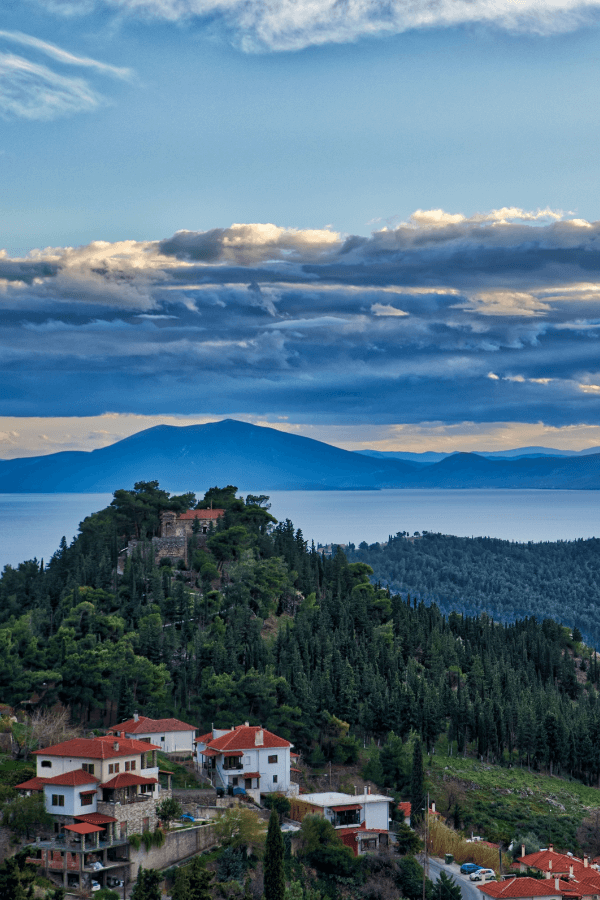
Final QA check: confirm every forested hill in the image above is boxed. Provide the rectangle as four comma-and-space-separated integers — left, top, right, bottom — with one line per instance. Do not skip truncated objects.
2, 482, 600, 791
347, 533, 600, 647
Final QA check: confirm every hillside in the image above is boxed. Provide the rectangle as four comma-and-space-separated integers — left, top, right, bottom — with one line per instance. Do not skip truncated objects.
2, 419, 600, 491
347, 532, 600, 647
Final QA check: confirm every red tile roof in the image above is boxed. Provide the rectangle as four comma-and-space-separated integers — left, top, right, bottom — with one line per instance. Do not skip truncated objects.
204, 725, 291, 752
42, 769, 100, 786
64, 822, 104, 835
101, 773, 157, 789
398, 801, 411, 819
15, 776, 48, 791
478, 878, 572, 899
34, 737, 159, 759
75, 813, 118, 825
179, 509, 225, 520
196, 732, 213, 744
108, 716, 196, 735
518, 851, 586, 876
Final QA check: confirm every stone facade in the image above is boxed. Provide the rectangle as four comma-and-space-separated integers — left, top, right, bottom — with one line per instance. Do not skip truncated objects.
96, 791, 170, 837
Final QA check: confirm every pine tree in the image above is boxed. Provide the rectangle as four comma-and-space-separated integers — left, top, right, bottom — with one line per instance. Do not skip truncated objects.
410, 738, 424, 826
264, 808, 286, 900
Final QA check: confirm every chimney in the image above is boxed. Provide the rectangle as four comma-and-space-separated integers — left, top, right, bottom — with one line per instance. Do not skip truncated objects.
549, 860, 552, 871
255, 729, 264, 747
555, 879, 560, 891
245, 721, 249, 727
134, 712, 139, 722
585, 857, 589, 868
569, 866, 574, 878
431, 801, 436, 813
522, 844, 526, 859
113, 742, 119, 751
549, 844, 554, 853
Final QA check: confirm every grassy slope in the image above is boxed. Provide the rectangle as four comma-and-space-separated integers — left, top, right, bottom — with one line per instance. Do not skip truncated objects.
427, 748, 600, 850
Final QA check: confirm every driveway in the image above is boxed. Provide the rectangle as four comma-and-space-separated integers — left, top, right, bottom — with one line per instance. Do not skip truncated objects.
426, 856, 486, 900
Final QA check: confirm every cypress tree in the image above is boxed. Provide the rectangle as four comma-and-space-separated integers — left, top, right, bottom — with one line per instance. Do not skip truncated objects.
264, 807, 285, 900
410, 738, 424, 826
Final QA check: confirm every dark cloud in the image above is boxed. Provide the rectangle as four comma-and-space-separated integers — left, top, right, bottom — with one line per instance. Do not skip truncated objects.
3, 213, 600, 425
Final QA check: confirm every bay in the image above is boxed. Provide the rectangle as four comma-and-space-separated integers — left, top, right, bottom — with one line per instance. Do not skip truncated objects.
0, 489, 599, 572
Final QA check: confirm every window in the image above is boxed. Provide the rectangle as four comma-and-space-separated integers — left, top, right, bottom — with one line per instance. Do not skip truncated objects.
82, 764, 95, 776
130, 760, 136, 770
160, 736, 165, 742
273, 775, 278, 784
115, 763, 120, 773
108, 764, 113, 774
142, 817, 150, 833
268, 755, 278, 764
125, 761, 130, 772
80, 792, 94, 806
52, 795, 65, 807
41, 760, 52, 768
120, 822, 127, 840
232, 777, 238, 786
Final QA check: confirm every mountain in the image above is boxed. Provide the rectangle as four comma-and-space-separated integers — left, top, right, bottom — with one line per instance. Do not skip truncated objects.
357, 445, 600, 462
1, 420, 600, 492
0, 419, 414, 493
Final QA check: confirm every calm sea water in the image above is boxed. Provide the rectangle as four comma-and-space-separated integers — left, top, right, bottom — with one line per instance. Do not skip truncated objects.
0, 489, 599, 571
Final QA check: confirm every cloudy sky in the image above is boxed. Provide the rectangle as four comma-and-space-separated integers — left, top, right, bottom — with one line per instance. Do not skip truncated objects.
2, 0, 600, 458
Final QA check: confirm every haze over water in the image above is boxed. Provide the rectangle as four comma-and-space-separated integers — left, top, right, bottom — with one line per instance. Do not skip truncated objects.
0, 489, 598, 572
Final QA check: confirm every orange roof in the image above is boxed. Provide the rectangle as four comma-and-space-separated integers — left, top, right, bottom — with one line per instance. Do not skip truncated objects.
205, 725, 291, 753
518, 851, 585, 875
15, 776, 48, 791
75, 813, 118, 825
478, 878, 573, 899
101, 773, 157, 789
196, 732, 213, 744
64, 822, 103, 835
179, 509, 225, 520
398, 801, 411, 818
34, 736, 160, 759
108, 716, 196, 735
42, 770, 100, 786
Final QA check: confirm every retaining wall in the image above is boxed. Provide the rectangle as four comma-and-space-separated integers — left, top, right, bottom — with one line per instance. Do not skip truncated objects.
128, 824, 216, 875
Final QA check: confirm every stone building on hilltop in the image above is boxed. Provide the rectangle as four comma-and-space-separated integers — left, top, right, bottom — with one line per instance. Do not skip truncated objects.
123, 507, 225, 568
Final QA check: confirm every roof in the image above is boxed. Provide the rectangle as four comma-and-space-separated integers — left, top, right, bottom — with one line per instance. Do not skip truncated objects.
101, 773, 158, 789
42, 770, 100, 787
518, 851, 587, 876
204, 724, 291, 752
34, 736, 160, 759
64, 822, 104, 835
178, 509, 225, 520
478, 879, 572, 899
297, 791, 393, 807
196, 732, 213, 744
75, 813, 118, 825
398, 801, 412, 818
108, 716, 196, 735
15, 776, 48, 791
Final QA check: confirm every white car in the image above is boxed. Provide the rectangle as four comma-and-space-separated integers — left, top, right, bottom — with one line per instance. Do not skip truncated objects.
91, 881, 101, 892
470, 869, 496, 882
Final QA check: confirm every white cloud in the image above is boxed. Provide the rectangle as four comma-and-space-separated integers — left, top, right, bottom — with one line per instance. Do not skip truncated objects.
0, 32, 131, 120
30, 0, 600, 51
371, 303, 409, 317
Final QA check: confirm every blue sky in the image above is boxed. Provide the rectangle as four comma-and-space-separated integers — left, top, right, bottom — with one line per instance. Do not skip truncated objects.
2, 0, 600, 457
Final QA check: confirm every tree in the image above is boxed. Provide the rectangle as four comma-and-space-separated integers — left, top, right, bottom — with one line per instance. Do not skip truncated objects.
433, 871, 461, 900
264, 808, 286, 900
155, 797, 182, 829
1, 793, 52, 838
130, 866, 162, 900
0, 849, 36, 900
396, 856, 432, 900
214, 806, 267, 854
410, 739, 424, 826
263, 793, 291, 822
174, 857, 213, 900
394, 822, 423, 856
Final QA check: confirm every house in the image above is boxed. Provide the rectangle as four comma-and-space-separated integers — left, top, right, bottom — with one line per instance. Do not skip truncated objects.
15, 734, 170, 895
289, 790, 394, 856
514, 846, 597, 881
477, 877, 579, 900
397, 801, 411, 826
123, 507, 226, 568
107, 713, 196, 757
195, 723, 294, 800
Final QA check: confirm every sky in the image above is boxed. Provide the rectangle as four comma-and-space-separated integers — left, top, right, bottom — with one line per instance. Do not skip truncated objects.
2, 0, 600, 458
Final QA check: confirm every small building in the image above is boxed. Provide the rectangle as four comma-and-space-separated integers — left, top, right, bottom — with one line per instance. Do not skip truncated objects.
289, 789, 394, 855
125, 507, 226, 567
515, 846, 596, 880
477, 877, 577, 900
195, 723, 294, 801
107, 714, 196, 757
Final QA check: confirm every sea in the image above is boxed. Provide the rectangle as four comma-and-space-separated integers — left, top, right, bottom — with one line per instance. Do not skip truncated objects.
0, 489, 599, 571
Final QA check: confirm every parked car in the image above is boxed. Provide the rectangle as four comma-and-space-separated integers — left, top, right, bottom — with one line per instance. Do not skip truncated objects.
460, 863, 482, 875
470, 869, 496, 882
91, 881, 101, 892
107, 877, 124, 888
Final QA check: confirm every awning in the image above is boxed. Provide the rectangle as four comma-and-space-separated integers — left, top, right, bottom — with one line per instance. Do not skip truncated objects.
223, 751, 243, 757
243, 772, 260, 778
331, 804, 362, 812
75, 813, 118, 825
201, 748, 219, 757
101, 774, 157, 789
64, 823, 104, 835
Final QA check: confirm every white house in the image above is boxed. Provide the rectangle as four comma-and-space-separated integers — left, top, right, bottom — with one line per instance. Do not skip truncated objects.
195, 723, 294, 799
107, 714, 196, 756
290, 790, 394, 831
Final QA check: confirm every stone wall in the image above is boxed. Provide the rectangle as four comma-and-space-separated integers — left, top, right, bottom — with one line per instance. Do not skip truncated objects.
128, 824, 217, 874
97, 796, 161, 835
152, 536, 187, 565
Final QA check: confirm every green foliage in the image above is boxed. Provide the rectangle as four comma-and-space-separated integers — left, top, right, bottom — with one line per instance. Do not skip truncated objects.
1, 793, 52, 837
264, 808, 286, 900
218, 846, 247, 884
410, 739, 424, 826
0, 848, 36, 900
155, 797, 183, 826
263, 793, 291, 820
175, 857, 213, 900
129, 833, 142, 850
130, 866, 162, 900
432, 870, 462, 900
394, 822, 423, 856
94, 891, 119, 900
396, 856, 432, 900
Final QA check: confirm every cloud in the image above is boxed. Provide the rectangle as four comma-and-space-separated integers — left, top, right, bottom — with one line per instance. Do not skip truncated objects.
0, 31, 132, 120
4, 208, 600, 426
29, 0, 600, 51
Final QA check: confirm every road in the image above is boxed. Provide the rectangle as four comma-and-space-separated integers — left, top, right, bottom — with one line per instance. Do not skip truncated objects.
426, 856, 486, 900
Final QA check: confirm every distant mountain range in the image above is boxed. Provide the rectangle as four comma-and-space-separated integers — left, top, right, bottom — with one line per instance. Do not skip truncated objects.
357, 446, 600, 463
1, 419, 600, 492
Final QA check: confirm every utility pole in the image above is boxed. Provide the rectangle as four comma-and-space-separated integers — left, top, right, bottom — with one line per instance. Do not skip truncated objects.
423, 792, 429, 900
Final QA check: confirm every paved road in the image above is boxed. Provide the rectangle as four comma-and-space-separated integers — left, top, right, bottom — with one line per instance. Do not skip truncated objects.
426, 856, 486, 900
